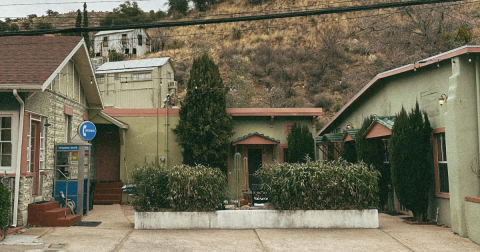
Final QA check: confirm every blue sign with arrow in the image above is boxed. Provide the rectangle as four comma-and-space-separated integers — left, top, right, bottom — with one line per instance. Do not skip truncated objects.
78, 121, 97, 141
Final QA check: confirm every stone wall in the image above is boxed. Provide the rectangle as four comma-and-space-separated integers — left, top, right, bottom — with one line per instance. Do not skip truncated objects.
18, 90, 89, 226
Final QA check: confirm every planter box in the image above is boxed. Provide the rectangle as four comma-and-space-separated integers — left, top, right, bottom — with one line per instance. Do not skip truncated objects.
135, 209, 379, 229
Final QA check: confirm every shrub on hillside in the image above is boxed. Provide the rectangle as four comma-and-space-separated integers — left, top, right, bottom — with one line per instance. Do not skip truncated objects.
0, 183, 10, 232
256, 160, 379, 210
131, 164, 226, 212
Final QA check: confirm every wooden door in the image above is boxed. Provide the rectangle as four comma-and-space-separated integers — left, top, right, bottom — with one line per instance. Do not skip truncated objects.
95, 125, 120, 182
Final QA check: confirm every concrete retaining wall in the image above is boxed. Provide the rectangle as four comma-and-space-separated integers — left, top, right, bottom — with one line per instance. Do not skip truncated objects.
135, 209, 379, 229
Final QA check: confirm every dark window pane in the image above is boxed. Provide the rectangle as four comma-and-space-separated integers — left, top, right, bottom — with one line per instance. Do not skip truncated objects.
439, 163, 449, 193
1, 154, 11, 166
1, 143, 12, 154
1, 129, 11, 141
1, 117, 11, 128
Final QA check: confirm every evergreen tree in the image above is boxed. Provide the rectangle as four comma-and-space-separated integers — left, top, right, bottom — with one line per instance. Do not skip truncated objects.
75, 9, 82, 36
390, 102, 433, 221
83, 3, 90, 51
340, 140, 357, 163
356, 115, 390, 210
287, 123, 315, 163
173, 54, 234, 173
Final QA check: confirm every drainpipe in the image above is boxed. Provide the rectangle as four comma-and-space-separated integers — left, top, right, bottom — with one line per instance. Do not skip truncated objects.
475, 57, 480, 175
12, 89, 24, 227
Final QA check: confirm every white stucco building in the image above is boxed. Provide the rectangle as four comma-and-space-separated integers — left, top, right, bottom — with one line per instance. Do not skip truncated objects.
93, 29, 151, 60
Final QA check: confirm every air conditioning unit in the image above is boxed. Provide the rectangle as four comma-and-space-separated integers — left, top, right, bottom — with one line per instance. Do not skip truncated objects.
168, 81, 177, 89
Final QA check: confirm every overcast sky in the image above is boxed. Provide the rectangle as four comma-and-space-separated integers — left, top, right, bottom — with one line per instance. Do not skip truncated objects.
0, 0, 169, 20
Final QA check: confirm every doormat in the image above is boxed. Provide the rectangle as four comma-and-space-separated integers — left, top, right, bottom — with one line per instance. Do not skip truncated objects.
73, 221, 102, 227
386, 212, 406, 216
93, 203, 114, 205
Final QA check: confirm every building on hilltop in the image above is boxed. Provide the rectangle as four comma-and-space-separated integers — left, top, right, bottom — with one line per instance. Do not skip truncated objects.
92, 29, 151, 64
94, 57, 176, 109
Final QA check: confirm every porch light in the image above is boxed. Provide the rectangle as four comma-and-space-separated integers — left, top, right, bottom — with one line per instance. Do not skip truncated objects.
439, 94, 448, 106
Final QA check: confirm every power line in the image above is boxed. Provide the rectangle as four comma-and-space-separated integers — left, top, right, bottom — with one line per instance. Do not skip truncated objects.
0, 0, 470, 37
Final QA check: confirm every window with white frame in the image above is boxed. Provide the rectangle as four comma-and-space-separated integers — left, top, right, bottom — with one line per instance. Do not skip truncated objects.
27, 118, 46, 173
0, 116, 12, 168
0, 112, 18, 173
132, 72, 152, 80
65, 115, 72, 143
436, 133, 449, 193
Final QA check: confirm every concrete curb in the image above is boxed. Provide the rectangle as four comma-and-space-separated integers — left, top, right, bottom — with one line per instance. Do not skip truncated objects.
135, 209, 379, 229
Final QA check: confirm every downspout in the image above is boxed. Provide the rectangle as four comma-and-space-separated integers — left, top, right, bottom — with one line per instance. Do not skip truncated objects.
475, 56, 480, 176
12, 89, 24, 227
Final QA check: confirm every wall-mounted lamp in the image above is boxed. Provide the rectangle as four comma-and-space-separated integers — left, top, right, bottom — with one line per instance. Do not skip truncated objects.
346, 122, 353, 129
439, 94, 448, 106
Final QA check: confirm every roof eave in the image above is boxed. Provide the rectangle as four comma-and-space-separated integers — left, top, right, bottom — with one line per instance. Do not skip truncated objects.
317, 45, 480, 136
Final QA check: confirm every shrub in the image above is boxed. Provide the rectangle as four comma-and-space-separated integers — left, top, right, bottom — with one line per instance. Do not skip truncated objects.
131, 164, 169, 212
287, 123, 315, 163
256, 160, 379, 210
0, 183, 10, 232
131, 164, 226, 212
108, 52, 124, 62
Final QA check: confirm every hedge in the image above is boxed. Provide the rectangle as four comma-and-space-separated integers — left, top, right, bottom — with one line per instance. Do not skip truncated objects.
0, 183, 10, 232
131, 164, 226, 212
256, 160, 379, 210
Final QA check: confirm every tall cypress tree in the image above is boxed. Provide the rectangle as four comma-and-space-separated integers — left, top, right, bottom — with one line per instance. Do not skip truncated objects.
75, 9, 82, 36
173, 54, 234, 173
83, 2, 90, 51
390, 102, 433, 221
287, 123, 315, 163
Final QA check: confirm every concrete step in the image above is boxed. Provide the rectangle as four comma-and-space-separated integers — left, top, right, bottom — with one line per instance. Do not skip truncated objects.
45, 208, 72, 220
28, 201, 61, 226
94, 188, 122, 195
95, 182, 123, 189
93, 199, 121, 204
51, 214, 82, 227
94, 194, 122, 201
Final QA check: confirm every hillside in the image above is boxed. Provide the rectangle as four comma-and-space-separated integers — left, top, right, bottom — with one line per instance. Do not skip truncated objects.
138, 0, 480, 124
12, 0, 480, 125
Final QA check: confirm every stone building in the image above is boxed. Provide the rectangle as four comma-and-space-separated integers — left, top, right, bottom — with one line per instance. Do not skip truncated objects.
0, 36, 103, 226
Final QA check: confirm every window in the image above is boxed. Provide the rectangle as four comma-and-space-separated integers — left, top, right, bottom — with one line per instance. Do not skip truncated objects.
96, 74, 104, 83
284, 123, 293, 134
133, 48, 137, 55
121, 34, 127, 45
138, 34, 142, 46
436, 133, 449, 193
102, 37, 108, 47
65, 115, 72, 143
0, 116, 12, 168
132, 72, 152, 80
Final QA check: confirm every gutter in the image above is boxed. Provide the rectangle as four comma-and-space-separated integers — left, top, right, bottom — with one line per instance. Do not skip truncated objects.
12, 89, 24, 227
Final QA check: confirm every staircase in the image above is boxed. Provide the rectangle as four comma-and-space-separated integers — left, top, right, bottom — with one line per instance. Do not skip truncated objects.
28, 201, 81, 227
93, 182, 123, 204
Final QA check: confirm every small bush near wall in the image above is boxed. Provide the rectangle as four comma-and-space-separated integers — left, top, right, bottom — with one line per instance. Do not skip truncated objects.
131, 164, 226, 212
256, 160, 379, 210
0, 183, 10, 232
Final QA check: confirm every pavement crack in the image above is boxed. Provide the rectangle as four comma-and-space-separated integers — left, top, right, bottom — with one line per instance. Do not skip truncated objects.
379, 228, 414, 251
111, 229, 133, 252
254, 229, 268, 252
